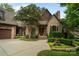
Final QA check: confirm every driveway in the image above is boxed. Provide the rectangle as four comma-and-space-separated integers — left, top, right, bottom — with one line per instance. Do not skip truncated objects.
0, 39, 50, 56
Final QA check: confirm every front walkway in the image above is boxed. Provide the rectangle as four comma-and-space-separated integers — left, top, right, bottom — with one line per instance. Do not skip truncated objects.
0, 39, 50, 56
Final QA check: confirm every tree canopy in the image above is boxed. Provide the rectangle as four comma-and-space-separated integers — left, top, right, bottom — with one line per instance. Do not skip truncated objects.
60, 3, 79, 30
15, 4, 46, 25
0, 3, 14, 12
14, 4, 47, 38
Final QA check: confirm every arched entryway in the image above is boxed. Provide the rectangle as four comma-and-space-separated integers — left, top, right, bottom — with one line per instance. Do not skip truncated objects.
39, 25, 47, 36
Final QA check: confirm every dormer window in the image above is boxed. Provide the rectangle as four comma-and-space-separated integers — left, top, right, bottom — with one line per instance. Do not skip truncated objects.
0, 9, 4, 20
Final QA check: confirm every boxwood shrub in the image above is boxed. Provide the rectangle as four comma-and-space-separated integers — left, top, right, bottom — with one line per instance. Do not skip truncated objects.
60, 38, 74, 46
48, 38, 55, 42
48, 31, 63, 38
48, 31, 63, 42
52, 31, 63, 38
67, 32, 75, 39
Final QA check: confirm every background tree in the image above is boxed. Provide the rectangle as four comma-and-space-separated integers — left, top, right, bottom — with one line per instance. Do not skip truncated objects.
15, 4, 46, 38
60, 3, 79, 31
0, 3, 14, 12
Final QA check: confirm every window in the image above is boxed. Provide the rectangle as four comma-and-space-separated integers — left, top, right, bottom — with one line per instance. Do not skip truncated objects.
52, 26, 57, 31
0, 10, 4, 20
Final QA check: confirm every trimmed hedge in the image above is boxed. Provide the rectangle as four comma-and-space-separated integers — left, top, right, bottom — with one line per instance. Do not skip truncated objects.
48, 38, 55, 42
48, 38, 74, 46
48, 31, 63, 38
67, 32, 75, 39
52, 31, 63, 38
60, 38, 74, 46
48, 38, 61, 42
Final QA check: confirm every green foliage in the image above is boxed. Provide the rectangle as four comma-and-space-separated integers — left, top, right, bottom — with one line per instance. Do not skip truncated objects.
48, 31, 63, 38
53, 43, 72, 48
48, 38, 55, 42
14, 4, 47, 38
67, 32, 75, 39
31, 27, 37, 38
48, 31, 63, 42
37, 50, 78, 56
76, 47, 79, 54
15, 4, 39, 25
48, 38, 75, 46
75, 41, 79, 46
25, 35, 29, 39
60, 38, 74, 46
16, 36, 26, 40
0, 3, 14, 12
52, 31, 63, 38
60, 3, 79, 30
48, 42, 72, 48
14, 4, 47, 25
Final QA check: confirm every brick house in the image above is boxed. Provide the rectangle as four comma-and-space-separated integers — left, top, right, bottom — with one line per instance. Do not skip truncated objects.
0, 8, 62, 39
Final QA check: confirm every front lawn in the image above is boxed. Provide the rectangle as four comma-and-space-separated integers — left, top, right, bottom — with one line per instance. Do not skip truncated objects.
37, 50, 79, 56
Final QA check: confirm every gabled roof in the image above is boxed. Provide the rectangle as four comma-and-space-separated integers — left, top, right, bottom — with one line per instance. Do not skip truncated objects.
40, 9, 52, 21
53, 14, 61, 23
0, 8, 17, 26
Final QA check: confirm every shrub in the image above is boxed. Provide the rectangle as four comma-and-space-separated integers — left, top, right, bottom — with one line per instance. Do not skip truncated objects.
47, 34, 52, 38
48, 38, 55, 42
48, 31, 63, 38
48, 31, 63, 42
75, 39, 79, 41
67, 32, 75, 39
75, 42, 79, 46
31, 28, 37, 39
52, 31, 63, 38
16, 35, 20, 39
76, 47, 79, 54
60, 38, 74, 46
25, 35, 29, 39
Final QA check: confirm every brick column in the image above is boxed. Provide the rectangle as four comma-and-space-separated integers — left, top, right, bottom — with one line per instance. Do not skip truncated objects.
11, 26, 16, 39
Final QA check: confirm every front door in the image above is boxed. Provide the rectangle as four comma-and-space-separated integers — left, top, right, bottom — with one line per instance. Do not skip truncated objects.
39, 27, 44, 36
39, 25, 47, 36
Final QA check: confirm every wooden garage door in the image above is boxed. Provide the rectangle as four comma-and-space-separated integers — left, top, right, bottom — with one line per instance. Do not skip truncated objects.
0, 29, 11, 39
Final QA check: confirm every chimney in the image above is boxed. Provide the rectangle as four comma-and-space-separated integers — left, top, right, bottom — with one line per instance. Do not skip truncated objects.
55, 11, 60, 20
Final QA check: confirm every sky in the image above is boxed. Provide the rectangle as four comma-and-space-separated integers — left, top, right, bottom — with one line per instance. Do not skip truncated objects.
9, 3, 66, 18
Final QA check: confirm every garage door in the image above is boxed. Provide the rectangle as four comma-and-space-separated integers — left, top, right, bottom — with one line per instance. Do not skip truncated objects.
0, 29, 11, 39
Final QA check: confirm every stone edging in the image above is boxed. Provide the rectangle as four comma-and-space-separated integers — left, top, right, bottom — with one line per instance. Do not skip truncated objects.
51, 46, 79, 52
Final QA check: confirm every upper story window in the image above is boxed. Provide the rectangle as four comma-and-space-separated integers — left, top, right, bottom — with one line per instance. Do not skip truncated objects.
0, 9, 5, 20
50, 26, 58, 31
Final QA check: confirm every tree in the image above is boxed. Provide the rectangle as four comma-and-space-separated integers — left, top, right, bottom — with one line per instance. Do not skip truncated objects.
60, 3, 79, 30
15, 4, 46, 38
0, 3, 14, 12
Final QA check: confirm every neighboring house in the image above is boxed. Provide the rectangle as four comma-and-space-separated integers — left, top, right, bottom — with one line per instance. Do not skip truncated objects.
0, 8, 62, 39
0, 8, 17, 39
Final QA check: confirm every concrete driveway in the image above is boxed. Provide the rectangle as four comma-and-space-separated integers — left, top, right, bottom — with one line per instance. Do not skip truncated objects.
0, 39, 50, 56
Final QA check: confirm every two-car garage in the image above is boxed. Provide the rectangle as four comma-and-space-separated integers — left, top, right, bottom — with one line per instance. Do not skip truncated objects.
0, 29, 11, 39
0, 24, 16, 39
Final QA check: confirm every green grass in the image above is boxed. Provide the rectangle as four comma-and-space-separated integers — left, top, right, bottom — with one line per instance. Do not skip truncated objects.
37, 50, 79, 56
53, 44, 72, 48
48, 42, 72, 48
74, 41, 79, 46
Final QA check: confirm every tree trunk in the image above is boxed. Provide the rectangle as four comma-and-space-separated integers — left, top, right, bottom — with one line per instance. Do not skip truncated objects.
28, 25, 32, 39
